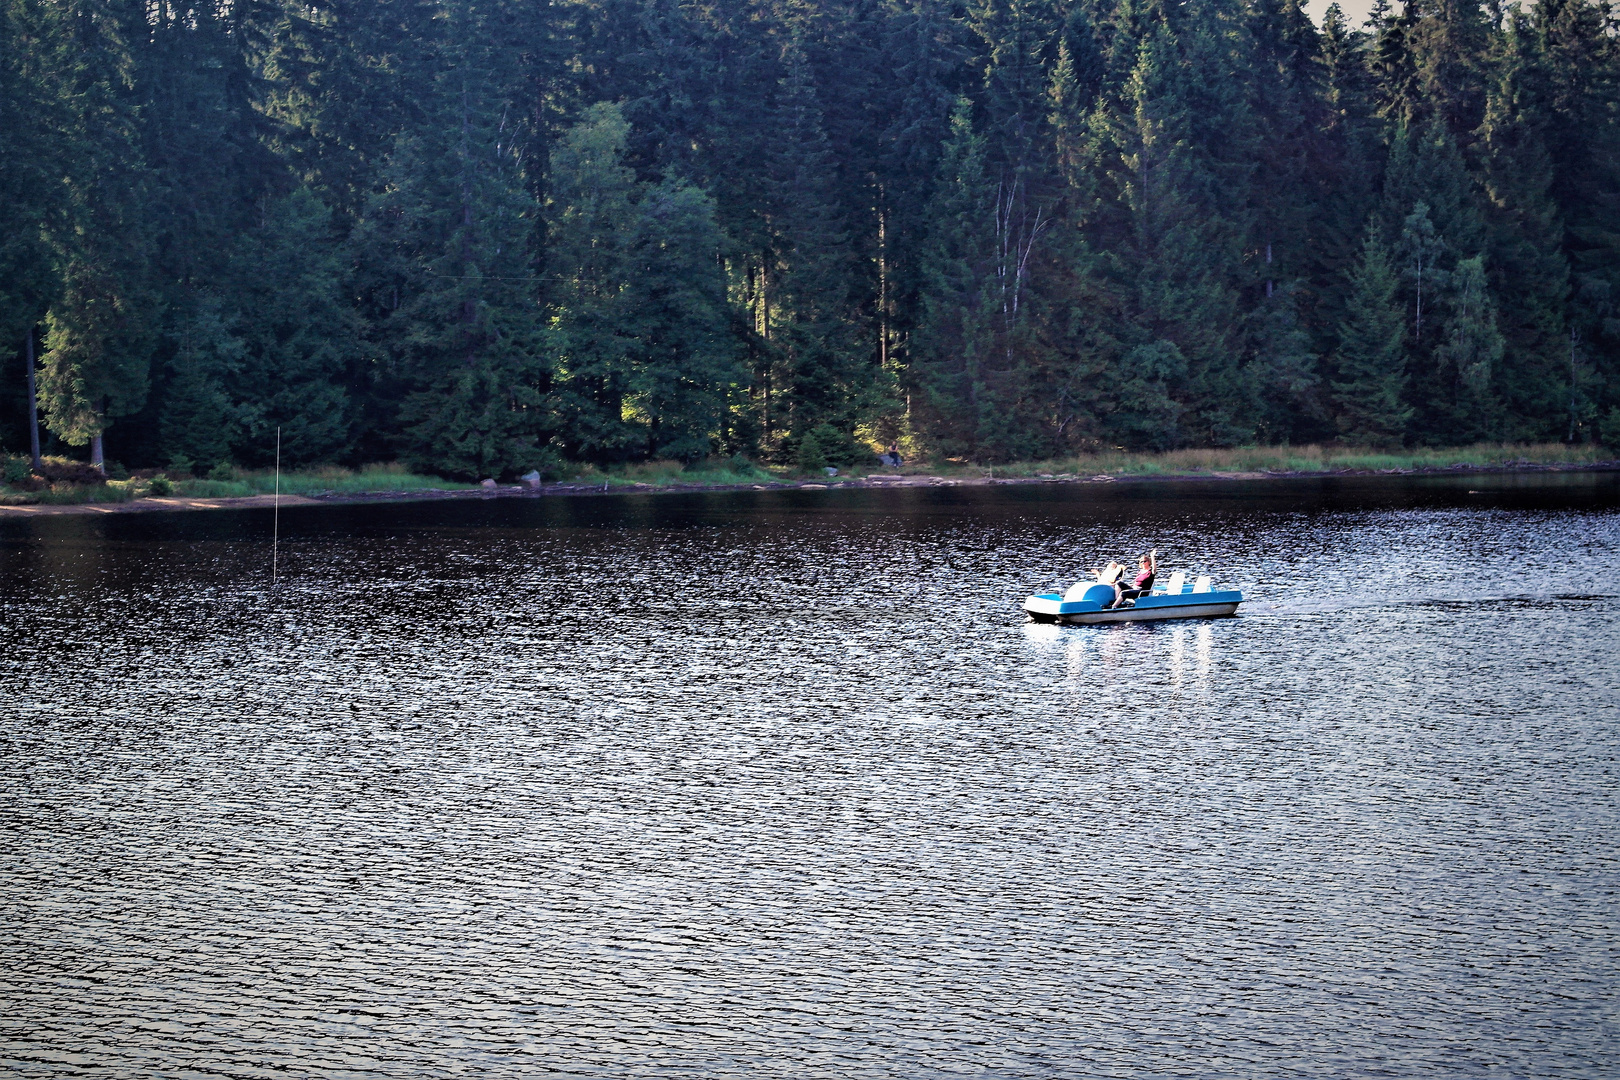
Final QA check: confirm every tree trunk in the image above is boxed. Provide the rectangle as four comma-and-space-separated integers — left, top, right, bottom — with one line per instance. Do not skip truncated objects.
24, 326, 41, 470
90, 434, 105, 472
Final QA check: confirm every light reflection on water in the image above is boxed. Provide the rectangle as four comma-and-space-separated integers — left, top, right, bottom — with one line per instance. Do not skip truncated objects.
1, 474, 1617, 1078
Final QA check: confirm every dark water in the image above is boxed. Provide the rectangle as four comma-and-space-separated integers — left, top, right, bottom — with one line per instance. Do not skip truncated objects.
2, 473, 1617, 1078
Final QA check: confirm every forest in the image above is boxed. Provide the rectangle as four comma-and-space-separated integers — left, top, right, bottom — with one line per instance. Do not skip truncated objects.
2, 0, 1619, 478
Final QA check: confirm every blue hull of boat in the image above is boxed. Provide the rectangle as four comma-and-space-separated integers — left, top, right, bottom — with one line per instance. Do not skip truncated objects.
1023, 583, 1243, 624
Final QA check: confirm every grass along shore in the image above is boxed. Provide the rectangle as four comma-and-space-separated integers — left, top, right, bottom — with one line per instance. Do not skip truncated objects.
955, 441, 1614, 479
1, 442, 1614, 509
0, 461, 472, 507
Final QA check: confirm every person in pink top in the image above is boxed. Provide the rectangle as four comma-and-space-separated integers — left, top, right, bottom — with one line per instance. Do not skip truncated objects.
1106, 552, 1157, 609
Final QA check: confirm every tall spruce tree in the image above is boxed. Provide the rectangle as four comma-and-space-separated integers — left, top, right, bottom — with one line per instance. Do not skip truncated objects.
1477, 23, 1570, 438
912, 97, 1004, 458
0, 0, 61, 368
1089, 16, 1257, 446
761, 42, 872, 459
875, 0, 968, 394
1533, 0, 1620, 438
1332, 222, 1412, 445
226, 188, 359, 465
350, 1, 551, 479
1433, 254, 1505, 439
547, 103, 745, 462
620, 178, 748, 461
36, 0, 160, 470
546, 102, 643, 460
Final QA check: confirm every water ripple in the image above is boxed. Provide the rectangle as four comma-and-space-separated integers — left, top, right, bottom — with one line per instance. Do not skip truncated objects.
1, 479, 1616, 1077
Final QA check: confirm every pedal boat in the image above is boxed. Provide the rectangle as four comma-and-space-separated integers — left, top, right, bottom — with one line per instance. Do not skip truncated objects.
1023, 571, 1242, 625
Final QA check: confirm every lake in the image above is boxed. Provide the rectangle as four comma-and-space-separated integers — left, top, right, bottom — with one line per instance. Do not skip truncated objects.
1, 474, 1616, 1078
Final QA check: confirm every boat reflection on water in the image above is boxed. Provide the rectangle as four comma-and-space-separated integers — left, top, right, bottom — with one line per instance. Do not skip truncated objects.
1021, 616, 1217, 696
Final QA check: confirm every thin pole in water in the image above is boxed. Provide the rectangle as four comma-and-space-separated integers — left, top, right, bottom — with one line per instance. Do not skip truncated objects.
272, 426, 281, 587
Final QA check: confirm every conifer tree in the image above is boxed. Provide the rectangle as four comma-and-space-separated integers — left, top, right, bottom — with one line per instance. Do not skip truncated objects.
1381, 123, 1484, 258
36, 0, 160, 471
547, 102, 744, 462
350, 2, 551, 479
1476, 26, 1570, 438
158, 295, 246, 471
1332, 222, 1412, 445
1248, 0, 1326, 298
875, 0, 968, 387
1090, 18, 1257, 445
1533, 0, 1620, 436
1312, 4, 1382, 339
1434, 254, 1505, 439
546, 102, 643, 460
619, 179, 747, 461
762, 42, 870, 457
912, 97, 1003, 458
1401, 0, 1491, 139
226, 189, 358, 465
1251, 283, 1325, 443
0, 0, 62, 363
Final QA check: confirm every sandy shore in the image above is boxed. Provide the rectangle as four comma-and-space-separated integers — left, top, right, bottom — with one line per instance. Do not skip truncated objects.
0, 493, 323, 517
2, 461, 1615, 518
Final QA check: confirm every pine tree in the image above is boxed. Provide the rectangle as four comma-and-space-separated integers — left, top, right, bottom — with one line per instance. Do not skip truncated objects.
1381, 122, 1484, 258
36, 0, 160, 470
912, 97, 1003, 459
1312, 4, 1383, 347
1370, 0, 1421, 125
1248, 0, 1325, 299
1434, 254, 1505, 438
1332, 222, 1412, 445
350, 3, 551, 479
1403, 0, 1492, 140
1251, 283, 1326, 443
1089, 17, 1258, 446
158, 294, 246, 472
874, 0, 968, 393
0, 0, 62, 361
545, 102, 643, 460
1533, 0, 1620, 438
225, 188, 358, 466
619, 178, 746, 461
761, 41, 871, 456
1476, 22, 1570, 439
264, 0, 446, 220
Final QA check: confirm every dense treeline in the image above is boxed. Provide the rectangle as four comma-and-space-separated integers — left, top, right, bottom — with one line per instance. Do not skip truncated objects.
2, 0, 1618, 477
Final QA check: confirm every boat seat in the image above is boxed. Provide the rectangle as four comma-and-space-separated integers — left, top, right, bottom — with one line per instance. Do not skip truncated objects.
1192, 575, 1212, 593
1063, 580, 1093, 602
1157, 571, 1186, 596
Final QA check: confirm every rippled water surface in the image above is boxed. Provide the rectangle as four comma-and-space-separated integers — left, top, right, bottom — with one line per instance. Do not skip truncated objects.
2, 474, 1617, 1077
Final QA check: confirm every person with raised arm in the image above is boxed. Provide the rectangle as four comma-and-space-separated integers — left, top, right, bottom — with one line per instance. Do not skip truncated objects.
1105, 551, 1157, 609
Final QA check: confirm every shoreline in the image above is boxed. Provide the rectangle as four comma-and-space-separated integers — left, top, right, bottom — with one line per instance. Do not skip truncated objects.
3, 460, 1616, 518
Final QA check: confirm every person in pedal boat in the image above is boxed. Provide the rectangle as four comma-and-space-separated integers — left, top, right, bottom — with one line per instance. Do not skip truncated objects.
1103, 552, 1156, 609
